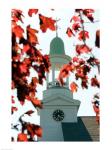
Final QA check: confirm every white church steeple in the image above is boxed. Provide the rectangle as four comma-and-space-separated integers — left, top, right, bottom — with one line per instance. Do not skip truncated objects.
39, 35, 80, 141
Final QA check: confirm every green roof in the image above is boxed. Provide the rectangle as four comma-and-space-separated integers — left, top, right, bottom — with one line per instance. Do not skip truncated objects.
50, 37, 65, 55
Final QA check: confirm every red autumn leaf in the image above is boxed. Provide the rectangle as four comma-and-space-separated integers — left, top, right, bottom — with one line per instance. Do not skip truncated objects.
83, 9, 94, 13
39, 14, 56, 32
76, 68, 84, 79
12, 25, 24, 38
75, 9, 83, 12
13, 43, 22, 52
95, 30, 100, 48
59, 67, 69, 79
76, 44, 91, 55
12, 96, 15, 104
73, 57, 80, 63
32, 77, 38, 85
26, 124, 35, 138
93, 104, 99, 114
12, 9, 24, 23
43, 55, 51, 72
59, 64, 75, 79
78, 30, 89, 41
83, 65, 91, 75
94, 58, 100, 65
70, 82, 78, 92
28, 9, 38, 17
66, 27, 75, 37
12, 53, 21, 62
11, 106, 18, 114
24, 110, 34, 116
83, 9, 94, 22
22, 44, 30, 53
35, 127, 42, 138
91, 76, 100, 88
73, 57, 85, 65
70, 15, 81, 22
25, 123, 42, 139
58, 72, 68, 86
81, 79, 88, 89
27, 25, 39, 45
92, 96, 100, 124
23, 58, 31, 66
31, 98, 42, 108
87, 57, 100, 66
58, 76, 64, 86
19, 63, 28, 74
17, 133, 28, 141
86, 13, 94, 22
58, 63, 75, 86
72, 23, 81, 32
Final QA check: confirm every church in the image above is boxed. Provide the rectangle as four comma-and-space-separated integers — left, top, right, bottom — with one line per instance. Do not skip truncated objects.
39, 35, 99, 141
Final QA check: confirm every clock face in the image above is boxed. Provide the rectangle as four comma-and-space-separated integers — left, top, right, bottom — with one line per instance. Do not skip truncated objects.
53, 109, 64, 121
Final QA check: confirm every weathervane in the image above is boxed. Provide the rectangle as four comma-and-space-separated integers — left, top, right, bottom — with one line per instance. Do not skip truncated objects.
55, 18, 61, 37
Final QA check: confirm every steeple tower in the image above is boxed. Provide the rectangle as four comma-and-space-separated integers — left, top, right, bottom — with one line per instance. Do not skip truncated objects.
40, 35, 80, 141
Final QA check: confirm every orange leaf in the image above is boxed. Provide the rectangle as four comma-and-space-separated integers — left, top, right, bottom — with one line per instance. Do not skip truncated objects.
24, 110, 34, 116
12, 25, 24, 38
91, 76, 100, 88
35, 127, 42, 138
66, 27, 75, 37
83, 9, 94, 22
11, 107, 18, 114
32, 77, 38, 84
12, 9, 24, 23
39, 14, 56, 32
19, 63, 28, 73
72, 23, 81, 32
17, 133, 28, 141
31, 98, 42, 108
11, 96, 15, 104
28, 9, 38, 17
27, 25, 39, 45
76, 44, 91, 55
22, 44, 30, 53
58, 63, 75, 86
78, 30, 89, 41
70, 82, 78, 92
93, 105, 99, 114
70, 15, 81, 22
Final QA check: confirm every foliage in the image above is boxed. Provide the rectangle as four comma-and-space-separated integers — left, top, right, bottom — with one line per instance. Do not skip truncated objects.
11, 9, 55, 141
59, 9, 100, 123
11, 9, 100, 141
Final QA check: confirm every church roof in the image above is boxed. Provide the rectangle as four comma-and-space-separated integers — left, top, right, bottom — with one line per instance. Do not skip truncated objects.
50, 37, 65, 55
62, 116, 99, 141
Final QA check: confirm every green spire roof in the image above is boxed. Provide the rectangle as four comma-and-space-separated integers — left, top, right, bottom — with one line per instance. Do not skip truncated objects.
50, 37, 65, 55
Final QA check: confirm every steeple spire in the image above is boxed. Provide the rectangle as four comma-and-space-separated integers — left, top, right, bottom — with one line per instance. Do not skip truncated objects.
56, 18, 58, 37
55, 18, 60, 37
